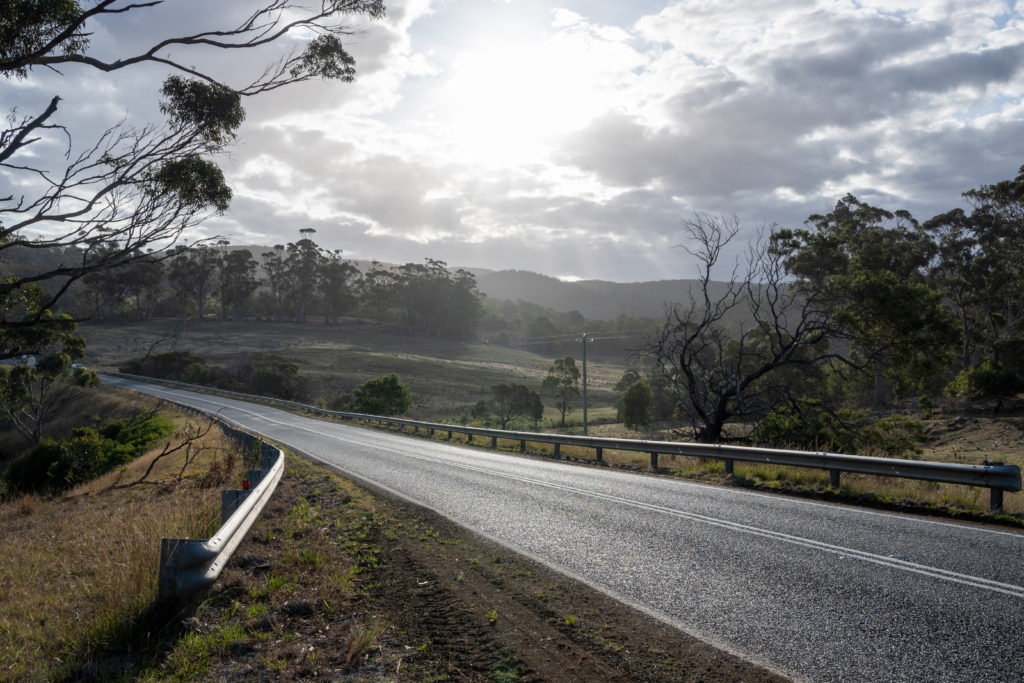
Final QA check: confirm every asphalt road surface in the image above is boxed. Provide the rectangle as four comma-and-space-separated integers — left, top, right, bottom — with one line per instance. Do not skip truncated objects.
106, 376, 1024, 682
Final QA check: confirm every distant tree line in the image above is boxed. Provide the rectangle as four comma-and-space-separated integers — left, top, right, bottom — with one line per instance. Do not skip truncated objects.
64, 230, 484, 341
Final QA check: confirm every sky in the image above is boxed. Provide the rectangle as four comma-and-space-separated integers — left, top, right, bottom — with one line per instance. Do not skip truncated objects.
5, 0, 1024, 282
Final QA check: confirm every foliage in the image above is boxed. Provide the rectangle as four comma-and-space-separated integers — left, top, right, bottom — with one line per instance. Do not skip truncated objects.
752, 401, 926, 457
121, 350, 207, 378
0, 318, 98, 444
394, 259, 483, 339
485, 382, 543, 429
773, 194, 960, 407
542, 357, 581, 428
232, 354, 304, 401
945, 357, 1024, 412
3, 412, 174, 494
351, 374, 413, 416
121, 350, 304, 400
618, 381, 652, 432
614, 369, 642, 393
0, 0, 385, 335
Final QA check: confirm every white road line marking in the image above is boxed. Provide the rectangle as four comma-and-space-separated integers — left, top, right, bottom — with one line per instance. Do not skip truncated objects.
114, 379, 1024, 598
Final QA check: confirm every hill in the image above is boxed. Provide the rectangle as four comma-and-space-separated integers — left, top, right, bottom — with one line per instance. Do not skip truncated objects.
472, 269, 732, 320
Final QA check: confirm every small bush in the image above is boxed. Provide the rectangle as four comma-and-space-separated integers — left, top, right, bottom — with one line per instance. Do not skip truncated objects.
858, 415, 927, 458
121, 351, 207, 379
352, 373, 412, 416
753, 401, 926, 458
3, 413, 174, 495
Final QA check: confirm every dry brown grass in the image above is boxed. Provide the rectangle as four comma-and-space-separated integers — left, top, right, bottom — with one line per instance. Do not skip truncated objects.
0, 402, 242, 681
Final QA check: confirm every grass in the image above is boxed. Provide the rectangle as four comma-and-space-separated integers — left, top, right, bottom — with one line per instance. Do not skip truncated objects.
78, 317, 626, 424
0, 392, 241, 680
145, 455, 393, 680
78, 318, 1024, 523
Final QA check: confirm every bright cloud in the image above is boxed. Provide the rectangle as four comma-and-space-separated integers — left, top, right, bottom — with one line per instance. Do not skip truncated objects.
6, 0, 1024, 282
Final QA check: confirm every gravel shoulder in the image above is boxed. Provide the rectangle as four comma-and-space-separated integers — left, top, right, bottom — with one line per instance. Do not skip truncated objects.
153, 453, 788, 681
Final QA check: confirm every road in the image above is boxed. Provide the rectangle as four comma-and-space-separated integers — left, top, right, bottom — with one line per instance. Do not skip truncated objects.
107, 376, 1024, 682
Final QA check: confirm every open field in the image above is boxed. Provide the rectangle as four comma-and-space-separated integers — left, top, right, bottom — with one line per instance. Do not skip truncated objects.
79, 318, 628, 423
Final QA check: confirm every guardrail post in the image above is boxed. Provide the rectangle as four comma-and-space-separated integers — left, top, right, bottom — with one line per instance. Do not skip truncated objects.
158, 538, 181, 599
520, 439, 526, 452
989, 461, 1005, 512
467, 433, 473, 444
595, 447, 603, 463
221, 489, 248, 524
492, 435, 498, 449
429, 428, 435, 437
447, 429, 453, 440
830, 470, 841, 489
554, 443, 561, 458
724, 459, 733, 475
650, 451, 658, 469
991, 487, 1004, 512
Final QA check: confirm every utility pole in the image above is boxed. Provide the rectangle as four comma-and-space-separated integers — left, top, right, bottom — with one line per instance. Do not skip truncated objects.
576, 333, 596, 434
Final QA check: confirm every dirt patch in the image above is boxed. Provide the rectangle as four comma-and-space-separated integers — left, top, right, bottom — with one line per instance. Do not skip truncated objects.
155, 454, 787, 681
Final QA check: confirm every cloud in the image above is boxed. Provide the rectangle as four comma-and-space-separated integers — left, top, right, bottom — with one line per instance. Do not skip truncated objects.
7, 0, 1024, 283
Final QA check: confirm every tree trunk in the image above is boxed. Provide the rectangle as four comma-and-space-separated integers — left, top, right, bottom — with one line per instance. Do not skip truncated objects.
873, 356, 886, 409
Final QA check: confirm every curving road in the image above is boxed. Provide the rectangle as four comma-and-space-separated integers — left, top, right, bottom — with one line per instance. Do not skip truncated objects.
107, 376, 1024, 682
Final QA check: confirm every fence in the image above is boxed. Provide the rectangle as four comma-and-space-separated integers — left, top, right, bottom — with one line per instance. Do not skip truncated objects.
104, 372, 1021, 513
158, 424, 283, 599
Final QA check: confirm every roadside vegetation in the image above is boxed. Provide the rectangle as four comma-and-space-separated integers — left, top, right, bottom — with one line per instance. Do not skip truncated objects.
0, 385, 783, 682
0, 389, 240, 680
77, 315, 1024, 523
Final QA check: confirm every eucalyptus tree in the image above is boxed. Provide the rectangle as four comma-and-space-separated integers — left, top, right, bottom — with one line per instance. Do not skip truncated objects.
542, 356, 581, 428
284, 228, 325, 323
320, 250, 361, 324
167, 245, 220, 319
260, 245, 291, 322
0, 0, 385, 355
489, 382, 544, 430
361, 261, 400, 324
774, 195, 959, 407
219, 248, 258, 320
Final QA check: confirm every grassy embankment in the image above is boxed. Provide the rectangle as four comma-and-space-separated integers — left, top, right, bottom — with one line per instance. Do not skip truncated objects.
0, 388, 244, 680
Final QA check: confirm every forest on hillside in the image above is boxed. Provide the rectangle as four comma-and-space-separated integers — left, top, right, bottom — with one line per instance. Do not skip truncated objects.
2, 167, 1023, 451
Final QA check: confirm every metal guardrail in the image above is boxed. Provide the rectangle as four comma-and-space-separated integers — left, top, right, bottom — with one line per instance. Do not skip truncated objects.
104, 372, 1021, 513
158, 431, 284, 599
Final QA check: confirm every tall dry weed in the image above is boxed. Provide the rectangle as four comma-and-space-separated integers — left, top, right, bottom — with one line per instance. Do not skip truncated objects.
0, 421, 240, 681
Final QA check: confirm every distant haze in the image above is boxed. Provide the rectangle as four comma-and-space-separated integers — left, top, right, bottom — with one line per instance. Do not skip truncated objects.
472, 269, 711, 320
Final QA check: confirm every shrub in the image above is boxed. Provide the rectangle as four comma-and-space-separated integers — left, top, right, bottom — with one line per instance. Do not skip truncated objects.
618, 381, 652, 431
121, 351, 208, 379
857, 415, 927, 458
2, 413, 174, 494
3, 439, 64, 494
753, 401, 925, 458
234, 354, 303, 400
945, 358, 1023, 412
352, 374, 412, 416
753, 401, 863, 453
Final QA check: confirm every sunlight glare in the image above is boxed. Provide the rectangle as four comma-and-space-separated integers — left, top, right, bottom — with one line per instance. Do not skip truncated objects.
437, 31, 626, 166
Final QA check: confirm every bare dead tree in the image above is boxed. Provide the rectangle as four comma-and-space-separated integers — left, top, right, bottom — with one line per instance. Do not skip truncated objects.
649, 214, 846, 443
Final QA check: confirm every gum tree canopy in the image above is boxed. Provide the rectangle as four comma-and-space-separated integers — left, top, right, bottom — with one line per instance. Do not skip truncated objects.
0, 0, 384, 356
